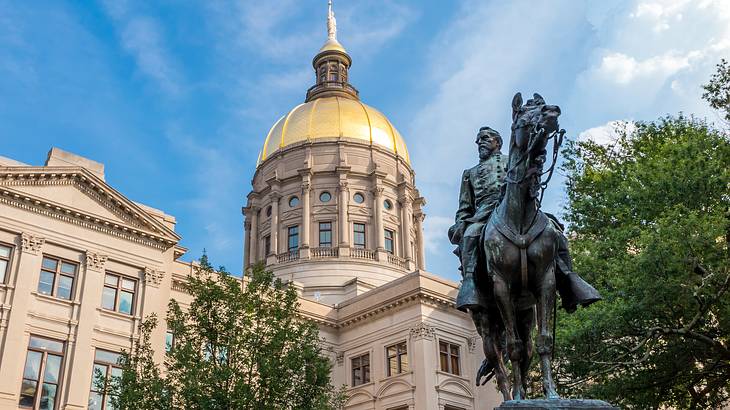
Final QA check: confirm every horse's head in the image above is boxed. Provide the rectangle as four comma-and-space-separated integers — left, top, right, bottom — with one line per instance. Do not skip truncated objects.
510, 92, 561, 153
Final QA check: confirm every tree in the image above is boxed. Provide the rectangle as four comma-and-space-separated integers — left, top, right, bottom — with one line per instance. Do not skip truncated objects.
102, 257, 344, 409
557, 116, 730, 409
703, 59, 730, 123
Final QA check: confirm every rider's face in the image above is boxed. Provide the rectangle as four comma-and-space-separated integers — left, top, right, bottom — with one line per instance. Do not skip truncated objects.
478, 135, 498, 159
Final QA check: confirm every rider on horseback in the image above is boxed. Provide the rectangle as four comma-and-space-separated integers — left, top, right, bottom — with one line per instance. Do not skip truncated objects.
447, 126, 600, 314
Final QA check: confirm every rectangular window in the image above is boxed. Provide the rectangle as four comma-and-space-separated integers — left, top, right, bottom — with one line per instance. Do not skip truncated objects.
101, 273, 136, 315
384, 229, 394, 254
264, 235, 271, 257
353, 223, 366, 249
165, 331, 175, 352
38, 256, 77, 300
351, 353, 370, 386
386, 341, 408, 376
88, 349, 122, 410
439, 341, 461, 375
20, 336, 65, 409
287, 226, 299, 252
0, 243, 12, 283
319, 222, 332, 247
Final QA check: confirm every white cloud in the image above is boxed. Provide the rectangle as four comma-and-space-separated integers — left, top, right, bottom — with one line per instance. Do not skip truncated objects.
577, 120, 636, 146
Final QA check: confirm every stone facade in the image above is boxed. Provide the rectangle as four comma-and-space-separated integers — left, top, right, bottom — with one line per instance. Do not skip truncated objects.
0, 149, 501, 410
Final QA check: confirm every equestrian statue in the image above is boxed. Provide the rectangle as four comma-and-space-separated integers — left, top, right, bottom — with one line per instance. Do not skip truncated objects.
448, 93, 603, 403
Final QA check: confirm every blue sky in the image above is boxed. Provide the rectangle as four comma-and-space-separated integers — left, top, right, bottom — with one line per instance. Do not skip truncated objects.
2, 0, 728, 280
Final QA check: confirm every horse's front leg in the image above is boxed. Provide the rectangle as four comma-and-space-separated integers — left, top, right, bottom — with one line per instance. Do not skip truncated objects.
517, 306, 535, 399
536, 263, 559, 399
487, 309, 511, 400
492, 272, 523, 400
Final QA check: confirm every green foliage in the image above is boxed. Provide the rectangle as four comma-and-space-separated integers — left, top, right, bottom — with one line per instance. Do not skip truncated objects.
557, 116, 730, 409
107, 257, 341, 409
703, 59, 730, 123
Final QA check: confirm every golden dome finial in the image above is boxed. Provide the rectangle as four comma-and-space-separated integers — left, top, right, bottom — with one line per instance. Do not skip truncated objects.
327, 0, 337, 40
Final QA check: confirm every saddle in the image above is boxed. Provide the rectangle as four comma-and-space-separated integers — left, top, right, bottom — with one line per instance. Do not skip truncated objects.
487, 211, 550, 289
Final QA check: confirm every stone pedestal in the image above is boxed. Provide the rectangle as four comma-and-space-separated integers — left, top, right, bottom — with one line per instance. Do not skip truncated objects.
496, 399, 619, 410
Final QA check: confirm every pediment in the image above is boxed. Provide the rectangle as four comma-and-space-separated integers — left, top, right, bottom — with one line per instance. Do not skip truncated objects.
282, 208, 303, 221
10, 182, 147, 229
349, 206, 372, 217
313, 205, 337, 214
0, 167, 179, 247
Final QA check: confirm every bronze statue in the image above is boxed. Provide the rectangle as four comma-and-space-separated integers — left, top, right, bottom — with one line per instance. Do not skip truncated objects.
448, 93, 602, 402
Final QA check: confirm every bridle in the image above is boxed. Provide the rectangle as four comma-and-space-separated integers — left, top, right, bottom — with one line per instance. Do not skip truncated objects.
504, 122, 565, 207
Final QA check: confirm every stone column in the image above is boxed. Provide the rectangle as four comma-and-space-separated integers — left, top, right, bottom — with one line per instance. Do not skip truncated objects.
372, 186, 386, 261
268, 193, 280, 265
337, 180, 350, 257
415, 211, 426, 270
248, 206, 258, 267
62, 251, 108, 409
409, 322, 438, 410
0, 233, 45, 407
400, 196, 414, 270
300, 175, 312, 259
243, 218, 251, 270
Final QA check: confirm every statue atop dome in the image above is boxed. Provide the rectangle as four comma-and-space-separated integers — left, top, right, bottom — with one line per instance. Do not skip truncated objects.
327, 0, 337, 40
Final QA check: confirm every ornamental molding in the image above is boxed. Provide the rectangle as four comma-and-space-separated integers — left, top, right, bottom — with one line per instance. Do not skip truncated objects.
467, 335, 479, 353
281, 209, 303, 221
336, 351, 344, 366
143, 267, 164, 287
312, 205, 337, 214
409, 322, 435, 341
384, 214, 400, 225
348, 206, 372, 217
0, 168, 179, 250
85, 251, 108, 271
21, 233, 45, 254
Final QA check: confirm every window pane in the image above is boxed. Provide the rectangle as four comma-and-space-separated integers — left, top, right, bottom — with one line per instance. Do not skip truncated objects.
95, 349, 122, 365
352, 356, 359, 368
388, 357, 397, 376
401, 352, 409, 372
29, 337, 64, 353
104, 274, 118, 286
19, 379, 37, 406
0, 259, 7, 283
88, 392, 103, 410
43, 354, 62, 383
39, 383, 57, 410
102, 287, 117, 310
110, 366, 122, 379
352, 369, 361, 386
121, 278, 135, 291
451, 356, 460, 375
0, 244, 10, 258
38, 270, 55, 295
165, 332, 174, 352
23, 351, 42, 380
386, 346, 395, 358
105, 393, 115, 410
364, 363, 370, 383
57, 275, 73, 300
440, 352, 449, 372
60, 262, 76, 275
118, 291, 133, 314
91, 363, 108, 391
450, 345, 460, 357
439, 342, 448, 353
42, 257, 57, 271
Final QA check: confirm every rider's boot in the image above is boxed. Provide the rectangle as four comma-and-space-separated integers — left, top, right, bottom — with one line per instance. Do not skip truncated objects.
455, 236, 482, 312
554, 233, 602, 312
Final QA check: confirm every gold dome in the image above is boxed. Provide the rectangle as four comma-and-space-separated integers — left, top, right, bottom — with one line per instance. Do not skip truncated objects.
259, 96, 410, 164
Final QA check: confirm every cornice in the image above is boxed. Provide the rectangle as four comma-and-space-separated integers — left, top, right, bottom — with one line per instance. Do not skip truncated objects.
0, 167, 179, 249
299, 285, 459, 330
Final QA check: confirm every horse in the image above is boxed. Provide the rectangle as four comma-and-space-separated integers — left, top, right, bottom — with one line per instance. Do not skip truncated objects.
481, 92, 563, 400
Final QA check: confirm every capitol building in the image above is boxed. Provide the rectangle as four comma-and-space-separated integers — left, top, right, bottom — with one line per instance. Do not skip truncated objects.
0, 7, 500, 410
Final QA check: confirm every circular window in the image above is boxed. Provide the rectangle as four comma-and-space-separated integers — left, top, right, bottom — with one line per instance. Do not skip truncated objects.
383, 199, 393, 210
319, 191, 332, 202
289, 196, 300, 207
353, 192, 365, 204
266, 206, 272, 217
